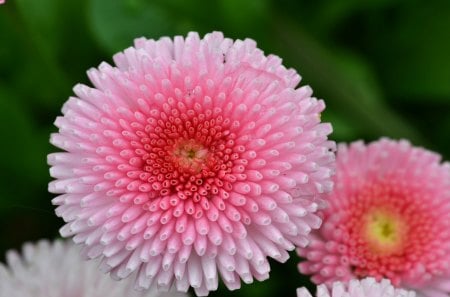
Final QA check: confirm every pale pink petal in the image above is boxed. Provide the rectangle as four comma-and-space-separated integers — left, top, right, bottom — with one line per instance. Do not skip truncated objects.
49, 31, 335, 296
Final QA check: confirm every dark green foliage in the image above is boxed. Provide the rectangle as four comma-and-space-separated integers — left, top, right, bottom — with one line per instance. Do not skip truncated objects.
0, 0, 449, 296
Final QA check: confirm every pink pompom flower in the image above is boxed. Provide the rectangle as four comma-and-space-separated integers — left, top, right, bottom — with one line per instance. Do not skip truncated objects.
298, 138, 450, 297
297, 277, 416, 297
0, 240, 188, 297
48, 31, 335, 296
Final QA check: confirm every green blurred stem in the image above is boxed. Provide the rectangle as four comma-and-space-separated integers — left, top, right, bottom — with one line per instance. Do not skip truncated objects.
271, 15, 426, 145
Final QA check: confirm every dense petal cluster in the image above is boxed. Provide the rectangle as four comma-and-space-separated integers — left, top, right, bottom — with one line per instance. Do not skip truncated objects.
297, 277, 416, 297
48, 32, 335, 295
298, 138, 450, 297
0, 240, 187, 297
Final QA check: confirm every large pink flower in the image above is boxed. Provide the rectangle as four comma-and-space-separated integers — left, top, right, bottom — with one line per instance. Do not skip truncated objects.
48, 31, 335, 296
298, 138, 450, 297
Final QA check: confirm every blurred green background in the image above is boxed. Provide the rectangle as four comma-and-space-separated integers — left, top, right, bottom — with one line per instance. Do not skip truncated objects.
0, 0, 449, 296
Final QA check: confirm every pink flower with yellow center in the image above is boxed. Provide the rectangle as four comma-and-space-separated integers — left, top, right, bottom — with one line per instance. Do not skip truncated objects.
298, 138, 450, 297
48, 32, 335, 296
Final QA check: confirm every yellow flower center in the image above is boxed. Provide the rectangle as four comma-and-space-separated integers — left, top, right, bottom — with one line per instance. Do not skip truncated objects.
171, 140, 209, 173
363, 208, 406, 254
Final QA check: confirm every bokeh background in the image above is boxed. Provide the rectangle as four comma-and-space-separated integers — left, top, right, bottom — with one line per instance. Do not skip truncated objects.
0, 0, 449, 296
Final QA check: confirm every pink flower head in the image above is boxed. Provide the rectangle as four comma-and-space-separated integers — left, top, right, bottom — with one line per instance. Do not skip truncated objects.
48, 31, 335, 296
298, 138, 450, 297
297, 277, 416, 297
0, 240, 188, 297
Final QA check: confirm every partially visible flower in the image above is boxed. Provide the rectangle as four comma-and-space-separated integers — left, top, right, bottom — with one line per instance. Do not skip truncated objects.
0, 240, 188, 297
48, 31, 335, 296
297, 277, 416, 297
298, 138, 450, 297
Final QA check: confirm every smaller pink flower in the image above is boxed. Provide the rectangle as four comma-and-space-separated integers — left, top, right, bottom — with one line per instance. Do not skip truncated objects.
298, 138, 450, 297
0, 1, 5, 4
297, 278, 416, 297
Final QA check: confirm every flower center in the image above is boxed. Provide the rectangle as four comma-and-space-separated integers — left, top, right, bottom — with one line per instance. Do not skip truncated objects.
171, 140, 210, 174
123, 105, 242, 214
363, 208, 405, 254
328, 181, 449, 284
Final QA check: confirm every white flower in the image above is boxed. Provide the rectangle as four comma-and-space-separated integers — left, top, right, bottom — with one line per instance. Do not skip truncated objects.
0, 240, 188, 297
297, 278, 416, 297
